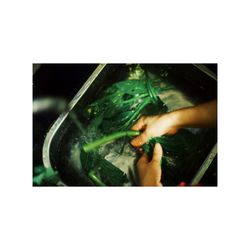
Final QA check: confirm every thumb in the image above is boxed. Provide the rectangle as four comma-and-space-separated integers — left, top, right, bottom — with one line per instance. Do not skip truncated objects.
137, 153, 149, 167
130, 131, 149, 147
151, 143, 163, 165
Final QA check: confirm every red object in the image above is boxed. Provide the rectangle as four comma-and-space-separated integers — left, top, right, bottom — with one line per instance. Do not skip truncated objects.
178, 181, 187, 186
178, 181, 204, 186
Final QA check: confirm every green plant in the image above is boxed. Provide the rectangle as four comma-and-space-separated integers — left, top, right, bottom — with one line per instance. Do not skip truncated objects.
83, 130, 140, 153
80, 76, 201, 186
33, 165, 60, 186
81, 151, 129, 186
84, 79, 170, 133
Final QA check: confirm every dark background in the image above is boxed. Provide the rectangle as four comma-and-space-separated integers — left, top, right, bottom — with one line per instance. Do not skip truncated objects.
33, 64, 98, 167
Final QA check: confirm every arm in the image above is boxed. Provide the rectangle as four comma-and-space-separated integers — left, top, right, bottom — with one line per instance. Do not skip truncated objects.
131, 100, 217, 147
173, 100, 217, 128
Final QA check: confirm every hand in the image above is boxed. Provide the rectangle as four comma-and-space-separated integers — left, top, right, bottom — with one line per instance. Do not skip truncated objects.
137, 143, 163, 186
131, 112, 179, 147
131, 100, 217, 147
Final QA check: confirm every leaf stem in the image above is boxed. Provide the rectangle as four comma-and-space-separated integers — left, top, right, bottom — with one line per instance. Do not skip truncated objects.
83, 130, 140, 152
88, 170, 106, 186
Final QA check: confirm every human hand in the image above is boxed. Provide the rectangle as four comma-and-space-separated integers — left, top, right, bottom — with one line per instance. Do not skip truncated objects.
131, 112, 180, 147
137, 143, 163, 186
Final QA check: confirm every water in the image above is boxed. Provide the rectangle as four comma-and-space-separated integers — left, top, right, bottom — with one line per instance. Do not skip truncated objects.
63, 66, 209, 185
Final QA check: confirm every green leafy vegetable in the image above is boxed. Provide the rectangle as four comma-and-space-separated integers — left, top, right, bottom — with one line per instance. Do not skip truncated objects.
88, 170, 106, 186
84, 79, 168, 133
83, 130, 140, 153
80, 73, 202, 186
33, 165, 60, 186
81, 152, 129, 186
143, 130, 200, 167
80, 77, 172, 186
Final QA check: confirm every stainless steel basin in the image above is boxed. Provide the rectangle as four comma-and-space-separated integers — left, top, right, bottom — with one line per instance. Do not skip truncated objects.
43, 64, 217, 186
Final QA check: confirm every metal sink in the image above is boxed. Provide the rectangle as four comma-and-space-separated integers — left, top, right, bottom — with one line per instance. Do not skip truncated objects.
43, 64, 217, 186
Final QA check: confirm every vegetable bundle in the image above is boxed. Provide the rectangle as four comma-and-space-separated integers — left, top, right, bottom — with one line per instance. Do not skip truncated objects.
84, 79, 170, 133
80, 78, 200, 186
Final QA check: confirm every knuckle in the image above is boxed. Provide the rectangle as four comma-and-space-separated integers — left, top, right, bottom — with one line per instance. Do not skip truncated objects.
143, 130, 152, 140
137, 137, 144, 146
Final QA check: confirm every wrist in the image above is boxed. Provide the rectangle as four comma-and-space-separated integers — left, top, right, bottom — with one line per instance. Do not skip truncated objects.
172, 110, 185, 129
162, 111, 183, 130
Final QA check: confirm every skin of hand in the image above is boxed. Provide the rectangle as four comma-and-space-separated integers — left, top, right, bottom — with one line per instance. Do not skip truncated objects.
131, 100, 217, 147
131, 112, 179, 147
137, 143, 163, 186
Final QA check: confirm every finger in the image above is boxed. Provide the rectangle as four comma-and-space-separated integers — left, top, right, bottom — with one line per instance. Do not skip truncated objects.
151, 143, 163, 165
137, 153, 149, 167
131, 116, 146, 131
131, 131, 150, 147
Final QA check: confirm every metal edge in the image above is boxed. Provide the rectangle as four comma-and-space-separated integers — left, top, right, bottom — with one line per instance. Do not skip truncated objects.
42, 64, 106, 168
190, 64, 217, 185
190, 143, 217, 186
193, 64, 217, 81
